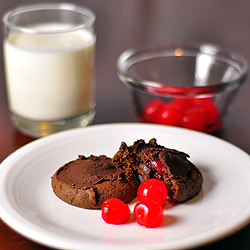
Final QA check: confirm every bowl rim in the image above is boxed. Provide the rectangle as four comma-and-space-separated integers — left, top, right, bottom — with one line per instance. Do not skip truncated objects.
117, 43, 248, 98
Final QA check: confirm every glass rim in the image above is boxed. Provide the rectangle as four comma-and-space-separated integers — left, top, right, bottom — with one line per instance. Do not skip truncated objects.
2, 3, 96, 34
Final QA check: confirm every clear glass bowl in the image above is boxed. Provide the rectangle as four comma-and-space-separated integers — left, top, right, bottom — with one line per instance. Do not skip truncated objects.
117, 44, 248, 133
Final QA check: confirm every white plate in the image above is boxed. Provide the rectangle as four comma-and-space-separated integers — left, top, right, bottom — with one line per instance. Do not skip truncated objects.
1, 123, 250, 250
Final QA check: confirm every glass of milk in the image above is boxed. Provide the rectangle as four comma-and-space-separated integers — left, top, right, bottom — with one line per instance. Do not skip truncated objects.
2, 3, 96, 137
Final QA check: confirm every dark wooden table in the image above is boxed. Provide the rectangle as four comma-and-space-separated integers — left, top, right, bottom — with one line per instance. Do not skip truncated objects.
1, 1, 250, 249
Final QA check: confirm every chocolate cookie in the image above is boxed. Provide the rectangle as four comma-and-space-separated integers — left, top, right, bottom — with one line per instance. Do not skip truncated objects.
112, 138, 203, 202
51, 155, 140, 209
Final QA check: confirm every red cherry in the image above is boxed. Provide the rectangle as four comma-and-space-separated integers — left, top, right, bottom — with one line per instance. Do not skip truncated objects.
133, 200, 163, 228
191, 97, 213, 107
157, 103, 183, 126
171, 98, 192, 112
148, 159, 164, 175
137, 179, 168, 206
101, 198, 130, 224
143, 99, 164, 123
200, 103, 219, 125
181, 107, 206, 132
191, 98, 219, 126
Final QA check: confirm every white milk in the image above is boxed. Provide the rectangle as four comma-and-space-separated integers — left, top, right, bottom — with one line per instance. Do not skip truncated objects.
3, 24, 96, 121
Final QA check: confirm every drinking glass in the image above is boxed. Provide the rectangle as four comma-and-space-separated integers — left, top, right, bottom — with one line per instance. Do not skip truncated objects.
2, 3, 96, 137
